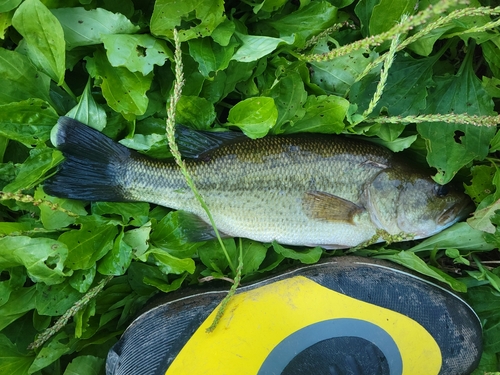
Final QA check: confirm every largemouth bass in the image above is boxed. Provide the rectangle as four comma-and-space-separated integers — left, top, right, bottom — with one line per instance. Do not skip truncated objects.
44, 117, 473, 249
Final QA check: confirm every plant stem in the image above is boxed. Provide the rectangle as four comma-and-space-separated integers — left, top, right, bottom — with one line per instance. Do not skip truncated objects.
301, 0, 461, 62
366, 113, 500, 127
28, 275, 113, 350
206, 238, 244, 333
165, 29, 236, 276
362, 21, 402, 118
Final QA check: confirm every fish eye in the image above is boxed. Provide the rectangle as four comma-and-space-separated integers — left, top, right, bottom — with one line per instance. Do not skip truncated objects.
435, 184, 449, 198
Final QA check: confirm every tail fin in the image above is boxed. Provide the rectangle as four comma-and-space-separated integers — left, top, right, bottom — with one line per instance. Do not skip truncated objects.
44, 116, 131, 202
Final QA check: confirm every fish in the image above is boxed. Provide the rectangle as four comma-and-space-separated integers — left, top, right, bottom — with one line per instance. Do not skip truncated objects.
43, 116, 474, 249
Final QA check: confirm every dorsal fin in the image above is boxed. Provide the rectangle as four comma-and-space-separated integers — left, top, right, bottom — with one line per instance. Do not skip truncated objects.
175, 125, 247, 159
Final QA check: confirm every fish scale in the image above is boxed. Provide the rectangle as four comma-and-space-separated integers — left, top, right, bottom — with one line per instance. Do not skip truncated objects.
44, 117, 474, 248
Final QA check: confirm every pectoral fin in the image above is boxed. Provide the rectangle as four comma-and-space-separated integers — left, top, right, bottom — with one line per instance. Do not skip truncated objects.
302, 191, 363, 224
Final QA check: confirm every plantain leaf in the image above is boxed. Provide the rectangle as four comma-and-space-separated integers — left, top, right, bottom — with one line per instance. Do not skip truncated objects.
0, 49, 51, 105
51, 7, 139, 50
12, 0, 66, 85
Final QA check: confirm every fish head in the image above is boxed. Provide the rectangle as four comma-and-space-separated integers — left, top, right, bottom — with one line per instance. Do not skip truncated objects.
366, 168, 474, 239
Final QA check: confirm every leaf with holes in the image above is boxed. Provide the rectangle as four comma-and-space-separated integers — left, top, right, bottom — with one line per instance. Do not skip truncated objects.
102, 34, 172, 75
0, 236, 69, 285
151, 0, 225, 41
417, 48, 496, 184
12, 0, 66, 85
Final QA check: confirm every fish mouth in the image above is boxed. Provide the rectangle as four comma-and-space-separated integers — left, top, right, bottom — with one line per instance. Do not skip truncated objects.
437, 198, 475, 227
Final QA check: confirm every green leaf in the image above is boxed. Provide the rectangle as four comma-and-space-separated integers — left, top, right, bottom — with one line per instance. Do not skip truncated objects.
467, 199, 500, 234
369, 0, 417, 35
464, 165, 496, 205
0, 0, 21, 12
211, 19, 235, 46
409, 222, 495, 252
176, 96, 216, 129
466, 285, 500, 354
35, 281, 83, 316
283, 94, 348, 134
0, 287, 36, 330
417, 50, 496, 184
367, 134, 418, 152
51, 7, 139, 50
199, 238, 237, 274
310, 45, 378, 97
269, 71, 307, 131
35, 186, 88, 230
69, 267, 96, 293
232, 33, 295, 63
0, 268, 25, 308
63, 355, 104, 375
58, 216, 118, 270
150, 211, 205, 259
123, 222, 151, 258
0, 49, 52, 105
354, 0, 380, 36
241, 240, 268, 276
151, 0, 225, 41
143, 272, 187, 294
147, 248, 196, 275
12, 0, 66, 85
102, 34, 172, 75
91, 202, 150, 225
119, 133, 170, 159
482, 38, 500, 78
375, 250, 466, 292
4, 148, 64, 193
28, 332, 74, 373
490, 128, 500, 153
350, 54, 436, 117
0, 99, 58, 147
227, 96, 278, 138
66, 79, 106, 131
267, 1, 338, 46
0, 236, 69, 284
251, 0, 287, 13
0, 334, 35, 375
188, 37, 235, 78
472, 258, 500, 293
85, 49, 152, 117
272, 242, 322, 264
97, 230, 133, 276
